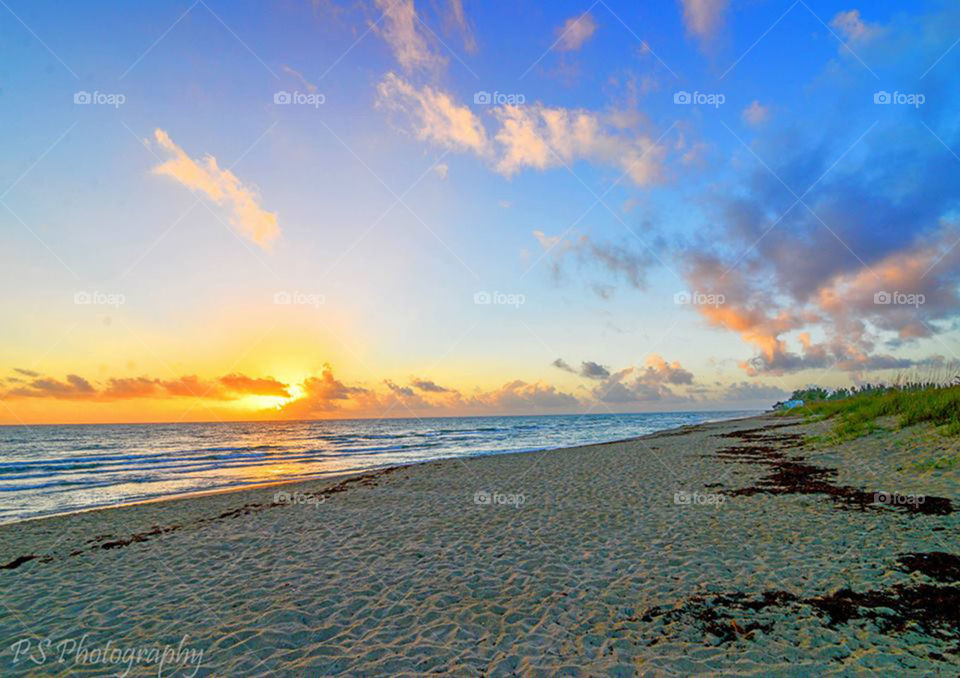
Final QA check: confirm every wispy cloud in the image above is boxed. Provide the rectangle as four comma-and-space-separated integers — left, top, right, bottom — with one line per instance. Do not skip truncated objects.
377, 74, 668, 186
679, 0, 729, 43
150, 129, 280, 249
444, 0, 477, 53
830, 9, 879, 42
552, 358, 611, 380
493, 103, 666, 185
410, 377, 450, 392
556, 12, 598, 51
281, 64, 318, 92
377, 73, 490, 154
533, 230, 659, 294
742, 100, 770, 126
373, 0, 445, 73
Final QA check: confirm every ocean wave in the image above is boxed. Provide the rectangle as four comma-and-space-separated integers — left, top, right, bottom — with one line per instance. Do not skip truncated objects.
0, 411, 758, 523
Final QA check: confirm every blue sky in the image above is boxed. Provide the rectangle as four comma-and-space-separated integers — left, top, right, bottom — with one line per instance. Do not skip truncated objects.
2, 0, 960, 423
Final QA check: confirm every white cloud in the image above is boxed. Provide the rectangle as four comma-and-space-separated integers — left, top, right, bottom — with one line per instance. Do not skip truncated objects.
150, 129, 280, 249
556, 12, 598, 51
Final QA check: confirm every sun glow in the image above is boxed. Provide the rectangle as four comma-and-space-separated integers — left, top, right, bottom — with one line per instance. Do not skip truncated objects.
238, 381, 306, 412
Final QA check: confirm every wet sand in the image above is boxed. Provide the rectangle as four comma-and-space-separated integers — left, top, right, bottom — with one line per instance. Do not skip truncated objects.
1, 414, 958, 675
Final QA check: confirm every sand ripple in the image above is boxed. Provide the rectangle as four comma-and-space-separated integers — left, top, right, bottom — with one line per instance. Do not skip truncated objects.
1, 415, 958, 675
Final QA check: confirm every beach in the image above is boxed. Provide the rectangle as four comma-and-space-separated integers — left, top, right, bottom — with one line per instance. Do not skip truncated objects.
1, 413, 958, 675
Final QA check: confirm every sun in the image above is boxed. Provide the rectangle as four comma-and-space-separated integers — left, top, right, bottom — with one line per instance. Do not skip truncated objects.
237, 383, 304, 413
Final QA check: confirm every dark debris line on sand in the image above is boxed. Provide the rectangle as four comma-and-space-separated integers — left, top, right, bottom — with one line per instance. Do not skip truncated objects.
713, 426, 953, 515
638, 424, 960, 655
641, 562, 960, 655
0, 467, 401, 571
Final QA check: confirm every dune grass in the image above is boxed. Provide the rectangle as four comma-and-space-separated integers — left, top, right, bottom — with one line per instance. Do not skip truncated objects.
784, 381, 960, 443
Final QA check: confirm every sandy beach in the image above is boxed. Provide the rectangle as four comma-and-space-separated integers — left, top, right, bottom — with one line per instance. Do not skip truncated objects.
1, 413, 958, 675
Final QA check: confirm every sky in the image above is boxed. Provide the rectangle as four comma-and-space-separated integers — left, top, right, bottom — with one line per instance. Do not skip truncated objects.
2, 0, 960, 424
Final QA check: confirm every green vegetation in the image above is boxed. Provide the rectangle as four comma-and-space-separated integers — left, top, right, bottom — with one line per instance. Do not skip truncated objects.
778, 379, 960, 443
908, 454, 960, 473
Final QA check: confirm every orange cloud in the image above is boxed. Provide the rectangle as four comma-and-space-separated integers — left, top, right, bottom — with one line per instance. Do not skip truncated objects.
680, 225, 960, 375
493, 104, 666, 186
377, 76, 668, 187
279, 364, 372, 416
643, 354, 695, 385
377, 73, 490, 155
556, 12, 597, 51
6, 374, 95, 399
679, 0, 729, 42
151, 129, 280, 248
5, 372, 291, 402
373, 0, 445, 73
218, 374, 290, 398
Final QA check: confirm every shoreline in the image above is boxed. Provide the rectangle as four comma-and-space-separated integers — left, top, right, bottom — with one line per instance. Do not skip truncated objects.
2, 412, 957, 674
0, 407, 762, 429
0, 413, 772, 556
0, 410, 759, 528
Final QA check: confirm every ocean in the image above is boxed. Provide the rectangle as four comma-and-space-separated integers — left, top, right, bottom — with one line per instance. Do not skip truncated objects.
0, 411, 757, 523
